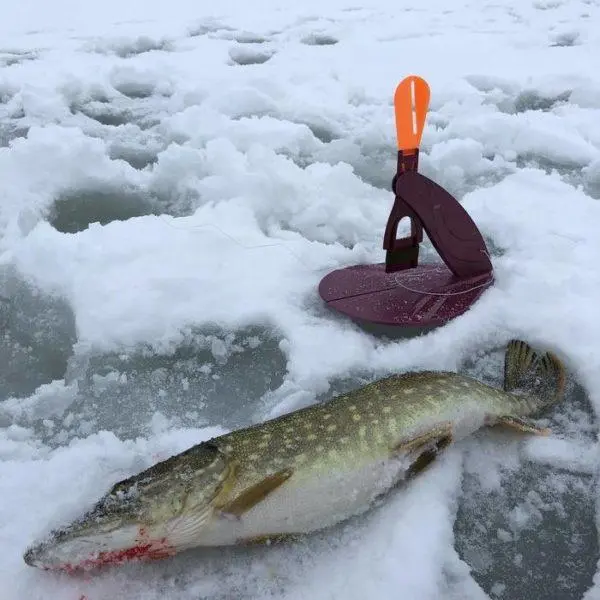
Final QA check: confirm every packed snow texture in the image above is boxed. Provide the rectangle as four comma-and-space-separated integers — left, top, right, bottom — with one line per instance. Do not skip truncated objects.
2, 0, 600, 598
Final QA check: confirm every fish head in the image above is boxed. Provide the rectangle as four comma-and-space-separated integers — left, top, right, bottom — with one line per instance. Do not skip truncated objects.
23, 442, 234, 572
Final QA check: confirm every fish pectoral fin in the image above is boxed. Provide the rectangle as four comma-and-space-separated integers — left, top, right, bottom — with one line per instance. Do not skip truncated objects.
165, 450, 239, 548
391, 423, 454, 460
494, 415, 551, 436
218, 468, 294, 519
405, 434, 454, 480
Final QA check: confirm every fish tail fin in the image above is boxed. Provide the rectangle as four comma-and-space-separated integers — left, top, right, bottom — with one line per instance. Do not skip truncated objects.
503, 339, 566, 404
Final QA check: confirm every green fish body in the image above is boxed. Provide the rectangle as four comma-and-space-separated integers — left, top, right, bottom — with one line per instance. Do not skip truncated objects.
24, 340, 565, 571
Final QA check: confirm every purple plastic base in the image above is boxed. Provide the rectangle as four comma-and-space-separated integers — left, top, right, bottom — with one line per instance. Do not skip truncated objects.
318, 263, 492, 327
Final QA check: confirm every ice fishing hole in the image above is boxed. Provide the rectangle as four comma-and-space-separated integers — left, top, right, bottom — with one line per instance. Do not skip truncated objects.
284, 115, 341, 144
49, 188, 158, 233
513, 90, 571, 113
113, 80, 157, 100
91, 36, 174, 58
301, 34, 339, 46
72, 97, 161, 130
229, 46, 274, 66
74, 101, 134, 127
305, 122, 338, 144
550, 31, 580, 47
0, 123, 29, 147
0, 268, 76, 400
234, 32, 268, 44
454, 384, 598, 600
188, 20, 235, 38
56, 327, 287, 444
108, 144, 159, 170
515, 153, 588, 193
0, 51, 37, 67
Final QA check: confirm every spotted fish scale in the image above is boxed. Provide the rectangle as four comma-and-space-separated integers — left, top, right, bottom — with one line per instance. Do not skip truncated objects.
215, 371, 540, 495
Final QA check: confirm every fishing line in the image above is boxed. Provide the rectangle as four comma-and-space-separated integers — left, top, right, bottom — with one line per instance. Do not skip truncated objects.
157, 214, 316, 272
392, 275, 495, 297
392, 249, 495, 296
156, 215, 496, 297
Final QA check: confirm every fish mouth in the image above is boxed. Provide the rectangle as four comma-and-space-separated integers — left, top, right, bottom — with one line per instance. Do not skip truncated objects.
23, 524, 176, 573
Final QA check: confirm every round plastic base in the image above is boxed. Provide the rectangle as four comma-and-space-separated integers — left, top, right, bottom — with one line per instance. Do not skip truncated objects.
318, 263, 493, 327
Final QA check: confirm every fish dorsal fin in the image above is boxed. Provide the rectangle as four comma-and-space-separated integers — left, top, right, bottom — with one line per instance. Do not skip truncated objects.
503, 340, 566, 402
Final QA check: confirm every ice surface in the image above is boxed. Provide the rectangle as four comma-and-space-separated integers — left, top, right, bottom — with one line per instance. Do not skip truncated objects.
2, 0, 600, 598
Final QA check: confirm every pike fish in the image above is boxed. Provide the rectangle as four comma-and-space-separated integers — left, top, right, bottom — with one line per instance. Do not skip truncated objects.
24, 340, 565, 572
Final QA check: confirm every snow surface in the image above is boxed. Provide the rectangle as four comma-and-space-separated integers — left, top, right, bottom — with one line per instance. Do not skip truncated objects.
2, 0, 600, 598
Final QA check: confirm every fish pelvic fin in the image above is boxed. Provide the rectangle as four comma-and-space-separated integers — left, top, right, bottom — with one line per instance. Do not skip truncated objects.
237, 532, 301, 546
391, 423, 454, 479
503, 340, 566, 405
405, 435, 453, 480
